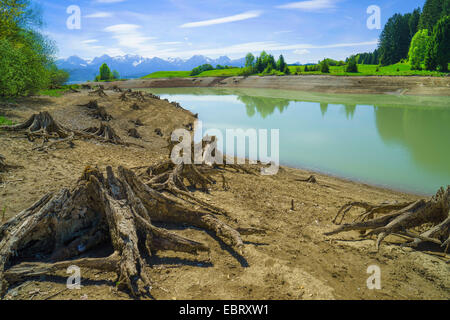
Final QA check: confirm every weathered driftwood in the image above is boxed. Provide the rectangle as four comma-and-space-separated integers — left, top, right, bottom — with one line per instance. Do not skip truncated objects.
325, 186, 450, 251
0, 162, 253, 297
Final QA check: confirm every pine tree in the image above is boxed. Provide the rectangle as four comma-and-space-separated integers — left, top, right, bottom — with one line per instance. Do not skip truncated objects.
419, 0, 446, 31
425, 15, 450, 71
276, 55, 286, 72
379, 13, 411, 65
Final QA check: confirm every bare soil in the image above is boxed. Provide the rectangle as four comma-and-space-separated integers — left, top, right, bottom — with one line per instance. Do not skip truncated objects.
0, 90, 448, 300
100, 75, 450, 96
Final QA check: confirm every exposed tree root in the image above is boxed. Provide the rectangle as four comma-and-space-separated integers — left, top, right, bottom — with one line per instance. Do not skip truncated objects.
325, 186, 450, 251
0, 164, 248, 298
0, 154, 6, 183
112, 85, 123, 93
130, 119, 144, 127
0, 112, 139, 150
0, 155, 6, 173
79, 100, 99, 110
295, 175, 317, 184
0, 112, 71, 150
131, 103, 141, 110
155, 128, 163, 137
119, 90, 145, 103
128, 128, 141, 139
119, 92, 129, 102
145, 93, 160, 100
89, 88, 107, 97
83, 123, 124, 145
89, 106, 113, 122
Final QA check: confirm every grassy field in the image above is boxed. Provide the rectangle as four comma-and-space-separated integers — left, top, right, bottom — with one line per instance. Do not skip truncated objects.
142, 63, 448, 79
0, 116, 14, 126
38, 84, 81, 97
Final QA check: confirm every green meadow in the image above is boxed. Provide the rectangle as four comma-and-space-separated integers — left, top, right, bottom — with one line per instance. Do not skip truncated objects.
142, 63, 447, 79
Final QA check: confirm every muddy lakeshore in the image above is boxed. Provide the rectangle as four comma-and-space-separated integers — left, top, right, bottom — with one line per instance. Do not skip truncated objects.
0, 89, 448, 300
98, 75, 450, 96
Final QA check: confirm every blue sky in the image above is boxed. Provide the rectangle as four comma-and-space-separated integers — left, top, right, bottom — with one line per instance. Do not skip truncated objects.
36, 0, 426, 63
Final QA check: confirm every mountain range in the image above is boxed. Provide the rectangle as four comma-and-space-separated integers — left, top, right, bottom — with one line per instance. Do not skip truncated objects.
56, 54, 246, 82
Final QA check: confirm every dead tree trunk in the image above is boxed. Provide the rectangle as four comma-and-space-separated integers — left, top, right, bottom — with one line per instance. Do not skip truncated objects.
325, 186, 450, 251
0, 163, 253, 297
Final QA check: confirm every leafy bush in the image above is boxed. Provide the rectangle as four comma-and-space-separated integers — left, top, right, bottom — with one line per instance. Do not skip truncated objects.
408, 29, 430, 70
191, 64, 214, 76
0, 38, 49, 96
345, 57, 359, 73
320, 60, 330, 73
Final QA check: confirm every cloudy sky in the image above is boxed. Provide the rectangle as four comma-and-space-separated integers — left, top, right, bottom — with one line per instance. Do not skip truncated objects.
36, 0, 426, 63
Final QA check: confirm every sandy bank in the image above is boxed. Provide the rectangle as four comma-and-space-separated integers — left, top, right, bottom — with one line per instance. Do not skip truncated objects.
101, 75, 450, 96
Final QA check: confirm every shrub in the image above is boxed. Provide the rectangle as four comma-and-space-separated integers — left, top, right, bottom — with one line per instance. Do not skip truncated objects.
345, 57, 359, 73
320, 60, 330, 73
0, 38, 49, 96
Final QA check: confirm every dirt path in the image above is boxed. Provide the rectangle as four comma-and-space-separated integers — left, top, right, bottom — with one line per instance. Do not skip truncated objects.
99, 75, 450, 96
0, 90, 448, 300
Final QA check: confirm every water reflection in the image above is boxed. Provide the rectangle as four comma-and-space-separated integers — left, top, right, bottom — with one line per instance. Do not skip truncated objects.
237, 95, 290, 118
375, 106, 450, 175
148, 87, 450, 194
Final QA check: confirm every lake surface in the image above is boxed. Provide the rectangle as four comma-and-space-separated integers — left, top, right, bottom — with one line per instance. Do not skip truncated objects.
148, 87, 450, 195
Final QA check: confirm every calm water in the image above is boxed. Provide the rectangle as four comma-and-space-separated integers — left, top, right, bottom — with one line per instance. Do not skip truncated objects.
148, 87, 450, 195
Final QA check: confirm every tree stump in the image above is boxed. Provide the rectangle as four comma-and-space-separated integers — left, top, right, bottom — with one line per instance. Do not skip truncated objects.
325, 186, 450, 251
0, 164, 250, 298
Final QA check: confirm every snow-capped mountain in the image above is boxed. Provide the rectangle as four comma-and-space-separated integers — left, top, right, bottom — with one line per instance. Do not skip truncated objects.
56, 54, 246, 82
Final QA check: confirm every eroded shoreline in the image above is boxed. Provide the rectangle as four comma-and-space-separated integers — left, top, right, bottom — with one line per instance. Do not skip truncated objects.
98, 75, 450, 96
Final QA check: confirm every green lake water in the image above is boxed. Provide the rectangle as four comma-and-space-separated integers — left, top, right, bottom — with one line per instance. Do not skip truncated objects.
147, 87, 450, 195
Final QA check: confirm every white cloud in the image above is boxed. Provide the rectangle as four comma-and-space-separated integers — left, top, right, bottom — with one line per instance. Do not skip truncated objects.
180, 11, 263, 28
82, 39, 99, 44
103, 24, 157, 49
277, 0, 339, 11
96, 0, 126, 3
177, 40, 377, 57
85, 12, 114, 18
294, 49, 310, 55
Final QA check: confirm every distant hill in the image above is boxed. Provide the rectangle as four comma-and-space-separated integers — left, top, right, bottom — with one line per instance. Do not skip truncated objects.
56, 54, 246, 82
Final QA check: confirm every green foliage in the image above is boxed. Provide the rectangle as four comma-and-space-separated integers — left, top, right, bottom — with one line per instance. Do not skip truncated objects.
320, 59, 330, 73
48, 64, 69, 87
408, 29, 430, 70
0, 38, 49, 96
99, 63, 112, 80
39, 84, 80, 97
408, 8, 422, 38
276, 55, 287, 72
112, 70, 120, 80
419, 0, 450, 31
190, 64, 214, 76
425, 15, 450, 71
353, 50, 380, 65
0, 1, 64, 97
379, 13, 413, 65
0, 116, 14, 126
345, 57, 359, 73
245, 53, 255, 68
